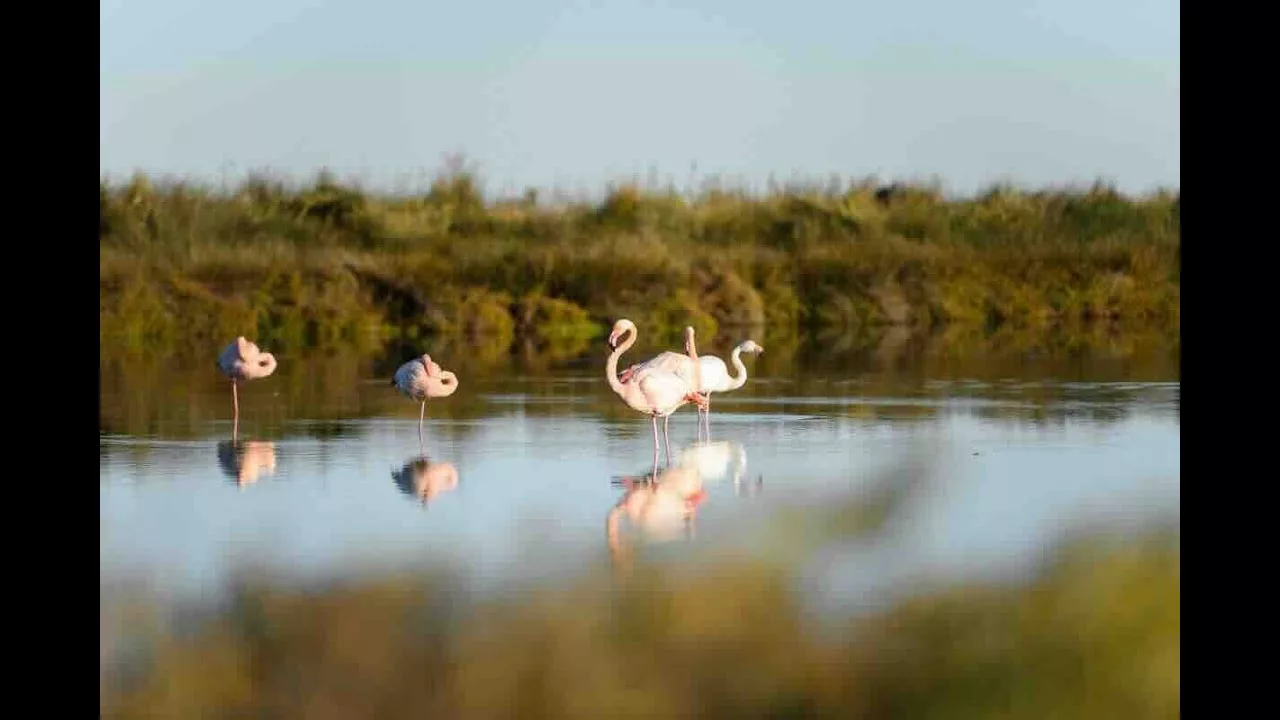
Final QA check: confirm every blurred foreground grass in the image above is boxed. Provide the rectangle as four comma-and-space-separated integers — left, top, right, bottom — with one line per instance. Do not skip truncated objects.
100, 166, 1179, 357
101, 457, 1178, 719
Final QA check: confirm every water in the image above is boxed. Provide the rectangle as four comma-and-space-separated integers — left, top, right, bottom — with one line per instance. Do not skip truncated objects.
99, 338, 1180, 614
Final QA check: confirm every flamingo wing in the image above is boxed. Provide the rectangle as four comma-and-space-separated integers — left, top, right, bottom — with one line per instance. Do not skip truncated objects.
635, 369, 696, 416
697, 355, 731, 393
631, 351, 698, 388
394, 360, 428, 400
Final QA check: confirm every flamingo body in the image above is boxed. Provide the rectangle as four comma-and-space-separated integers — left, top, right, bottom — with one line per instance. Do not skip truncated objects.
637, 339, 762, 439
606, 320, 707, 466
216, 336, 278, 440
217, 336, 278, 382
391, 353, 459, 446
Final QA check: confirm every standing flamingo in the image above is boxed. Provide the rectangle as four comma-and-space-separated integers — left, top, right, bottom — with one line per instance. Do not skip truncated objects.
216, 337, 278, 441
391, 353, 459, 447
691, 340, 763, 439
606, 319, 708, 470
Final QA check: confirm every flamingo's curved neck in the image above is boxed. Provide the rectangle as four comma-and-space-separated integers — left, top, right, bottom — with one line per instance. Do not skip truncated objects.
686, 330, 701, 392
727, 346, 749, 390
435, 371, 459, 395
607, 326, 636, 397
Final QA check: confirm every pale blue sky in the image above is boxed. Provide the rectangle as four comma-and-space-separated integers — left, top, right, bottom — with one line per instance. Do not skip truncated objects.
100, 0, 1179, 196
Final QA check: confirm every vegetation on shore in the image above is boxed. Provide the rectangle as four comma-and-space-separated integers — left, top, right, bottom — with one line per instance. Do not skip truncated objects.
100, 165, 1179, 357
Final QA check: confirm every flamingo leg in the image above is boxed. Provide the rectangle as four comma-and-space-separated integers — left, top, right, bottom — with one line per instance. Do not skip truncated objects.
704, 393, 712, 441
651, 415, 661, 474
231, 379, 239, 442
419, 400, 427, 449
663, 415, 672, 465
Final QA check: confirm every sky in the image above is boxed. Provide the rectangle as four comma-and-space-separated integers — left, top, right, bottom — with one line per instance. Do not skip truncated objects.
100, 0, 1179, 197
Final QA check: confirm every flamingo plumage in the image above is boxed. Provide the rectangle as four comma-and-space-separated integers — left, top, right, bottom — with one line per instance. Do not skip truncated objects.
216, 336, 278, 441
606, 319, 708, 470
391, 353, 459, 447
690, 340, 763, 438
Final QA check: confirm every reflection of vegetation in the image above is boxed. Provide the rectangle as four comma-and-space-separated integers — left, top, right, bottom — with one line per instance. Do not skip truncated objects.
101, 168, 1179, 357
101, 457, 1178, 718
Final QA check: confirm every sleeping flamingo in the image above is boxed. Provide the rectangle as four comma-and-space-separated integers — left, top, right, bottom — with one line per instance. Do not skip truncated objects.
216, 337, 278, 441
391, 353, 459, 447
606, 319, 708, 470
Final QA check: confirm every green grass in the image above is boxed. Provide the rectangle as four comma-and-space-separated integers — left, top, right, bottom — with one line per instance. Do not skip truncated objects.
100, 168, 1179, 356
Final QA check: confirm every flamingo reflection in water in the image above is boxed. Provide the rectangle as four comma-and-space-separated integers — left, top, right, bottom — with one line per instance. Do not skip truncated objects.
676, 440, 762, 498
391, 456, 459, 507
607, 439, 762, 568
217, 440, 277, 488
606, 445, 720, 566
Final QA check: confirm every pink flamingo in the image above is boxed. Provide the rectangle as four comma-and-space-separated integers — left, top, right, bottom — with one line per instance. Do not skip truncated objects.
216, 337, 278, 440
690, 339, 764, 439
392, 353, 459, 447
606, 319, 708, 469
621, 330, 760, 439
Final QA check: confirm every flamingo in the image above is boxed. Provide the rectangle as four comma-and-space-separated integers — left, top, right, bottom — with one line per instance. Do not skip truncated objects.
391, 353, 459, 447
606, 319, 708, 469
621, 334, 762, 439
690, 340, 763, 438
216, 337, 278, 441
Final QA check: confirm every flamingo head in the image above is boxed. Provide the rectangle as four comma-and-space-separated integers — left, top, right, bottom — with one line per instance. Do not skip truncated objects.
419, 353, 442, 377
682, 326, 698, 356
739, 340, 764, 355
608, 319, 635, 349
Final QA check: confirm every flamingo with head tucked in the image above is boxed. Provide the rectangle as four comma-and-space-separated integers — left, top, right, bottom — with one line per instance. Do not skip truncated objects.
391, 353, 459, 447
216, 337, 278, 440
606, 319, 707, 469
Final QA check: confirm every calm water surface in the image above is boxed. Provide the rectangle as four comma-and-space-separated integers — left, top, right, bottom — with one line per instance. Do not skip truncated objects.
100, 340, 1180, 613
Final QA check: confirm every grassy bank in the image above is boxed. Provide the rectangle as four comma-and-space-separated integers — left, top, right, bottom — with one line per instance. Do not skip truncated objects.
100, 168, 1179, 356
